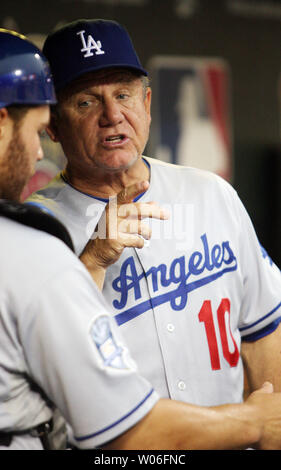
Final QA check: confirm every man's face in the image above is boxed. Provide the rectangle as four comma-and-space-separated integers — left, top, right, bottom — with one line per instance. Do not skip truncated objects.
0, 106, 49, 201
52, 69, 152, 173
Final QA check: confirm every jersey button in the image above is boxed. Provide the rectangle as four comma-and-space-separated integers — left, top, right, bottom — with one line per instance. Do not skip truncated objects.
167, 323, 175, 332
178, 380, 186, 391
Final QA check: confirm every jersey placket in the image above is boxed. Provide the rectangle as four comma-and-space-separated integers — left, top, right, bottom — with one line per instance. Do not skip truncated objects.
134, 241, 194, 401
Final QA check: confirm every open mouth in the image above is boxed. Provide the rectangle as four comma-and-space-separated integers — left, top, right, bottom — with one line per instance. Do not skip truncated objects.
104, 134, 126, 144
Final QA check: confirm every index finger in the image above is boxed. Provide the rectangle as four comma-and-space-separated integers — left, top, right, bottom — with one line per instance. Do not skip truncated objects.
118, 202, 170, 220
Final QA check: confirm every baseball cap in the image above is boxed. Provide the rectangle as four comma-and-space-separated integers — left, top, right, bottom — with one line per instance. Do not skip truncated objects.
43, 19, 148, 92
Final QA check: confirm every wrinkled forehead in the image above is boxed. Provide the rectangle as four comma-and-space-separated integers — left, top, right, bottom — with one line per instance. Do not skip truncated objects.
58, 68, 143, 100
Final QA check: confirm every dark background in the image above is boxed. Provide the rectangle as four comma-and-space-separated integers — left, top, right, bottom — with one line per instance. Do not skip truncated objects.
1, 0, 280, 266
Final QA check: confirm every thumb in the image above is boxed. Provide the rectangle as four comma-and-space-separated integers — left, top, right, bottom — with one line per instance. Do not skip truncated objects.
117, 181, 149, 204
259, 381, 274, 394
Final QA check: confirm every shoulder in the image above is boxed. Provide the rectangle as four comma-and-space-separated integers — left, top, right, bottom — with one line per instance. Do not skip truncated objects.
0, 216, 78, 280
26, 172, 96, 218
145, 156, 238, 197
27, 173, 67, 208
0, 215, 94, 319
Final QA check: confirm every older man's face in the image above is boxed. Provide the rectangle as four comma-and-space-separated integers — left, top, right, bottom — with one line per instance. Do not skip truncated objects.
51, 69, 151, 173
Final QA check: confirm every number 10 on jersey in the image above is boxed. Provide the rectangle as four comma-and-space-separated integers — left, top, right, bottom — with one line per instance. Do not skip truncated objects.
199, 298, 239, 370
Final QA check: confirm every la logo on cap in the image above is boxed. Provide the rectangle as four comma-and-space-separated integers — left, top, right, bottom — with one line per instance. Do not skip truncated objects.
77, 29, 105, 58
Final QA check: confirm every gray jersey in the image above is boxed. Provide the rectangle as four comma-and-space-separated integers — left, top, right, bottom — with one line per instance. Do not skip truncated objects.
0, 216, 158, 449
28, 157, 281, 406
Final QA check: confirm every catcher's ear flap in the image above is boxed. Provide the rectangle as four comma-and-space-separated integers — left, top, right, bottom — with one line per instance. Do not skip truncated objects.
0, 199, 74, 252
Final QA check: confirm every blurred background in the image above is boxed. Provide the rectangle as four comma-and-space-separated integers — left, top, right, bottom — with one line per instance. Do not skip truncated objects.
1, 0, 280, 266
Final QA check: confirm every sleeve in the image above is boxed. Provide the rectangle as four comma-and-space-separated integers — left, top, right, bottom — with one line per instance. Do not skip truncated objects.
19, 261, 159, 449
234, 193, 281, 341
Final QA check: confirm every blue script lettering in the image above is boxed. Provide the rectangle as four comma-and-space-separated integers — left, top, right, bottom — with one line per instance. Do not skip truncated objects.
112, 234, 238, 325
112, 257, 143, 309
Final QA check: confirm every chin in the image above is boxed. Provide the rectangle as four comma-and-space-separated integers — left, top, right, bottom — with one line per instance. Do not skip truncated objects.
99, 152, 139, 172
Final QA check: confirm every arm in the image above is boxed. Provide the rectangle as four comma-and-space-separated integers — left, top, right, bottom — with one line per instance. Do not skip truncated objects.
241, 322, 281, 393
103, 382, 281, 450
22, 253, 281, 450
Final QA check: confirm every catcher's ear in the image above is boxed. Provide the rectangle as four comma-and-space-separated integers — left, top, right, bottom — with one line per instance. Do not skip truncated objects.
0, 107, 9, 139
0, 108, 14, 160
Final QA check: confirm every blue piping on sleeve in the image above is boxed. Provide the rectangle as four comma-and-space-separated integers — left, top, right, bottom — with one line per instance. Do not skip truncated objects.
74, 388, 155, 442
241, 317, 281, 342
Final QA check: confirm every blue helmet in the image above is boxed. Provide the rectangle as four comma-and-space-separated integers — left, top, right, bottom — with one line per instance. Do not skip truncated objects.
0, 28, 57, 109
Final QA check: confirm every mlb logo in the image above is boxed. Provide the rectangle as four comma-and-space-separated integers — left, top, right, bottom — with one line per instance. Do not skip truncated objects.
147, 56, 233, 182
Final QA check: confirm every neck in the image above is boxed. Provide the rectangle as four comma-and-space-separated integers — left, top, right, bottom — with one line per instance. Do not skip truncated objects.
63, 156, 150, 199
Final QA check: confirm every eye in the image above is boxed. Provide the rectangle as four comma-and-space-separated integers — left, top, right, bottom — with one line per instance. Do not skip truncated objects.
117, 93, 129, 100
78, 100, 92, 108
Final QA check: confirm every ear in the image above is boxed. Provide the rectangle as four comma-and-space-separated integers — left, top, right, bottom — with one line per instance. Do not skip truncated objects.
0, 107, 14, 160
0, 107, 9, 138
144, 87, 152, 124
46, 112, 60, 143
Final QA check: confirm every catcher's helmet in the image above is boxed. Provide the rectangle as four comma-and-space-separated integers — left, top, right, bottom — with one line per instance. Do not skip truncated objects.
0, 29, 56, 109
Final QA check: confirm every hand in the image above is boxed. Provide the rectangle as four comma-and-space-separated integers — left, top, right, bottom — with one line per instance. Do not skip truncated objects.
80, 181, 169, 287
246, 382, 281, 449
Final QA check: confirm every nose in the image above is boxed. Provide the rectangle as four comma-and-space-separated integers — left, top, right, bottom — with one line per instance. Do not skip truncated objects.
99, 98, 123, 127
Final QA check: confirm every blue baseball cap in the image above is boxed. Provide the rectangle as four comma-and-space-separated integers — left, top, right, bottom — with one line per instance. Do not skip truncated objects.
43, 19, 148, 92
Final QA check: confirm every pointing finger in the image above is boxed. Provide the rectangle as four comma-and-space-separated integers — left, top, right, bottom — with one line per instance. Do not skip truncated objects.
118, 202, 170, 220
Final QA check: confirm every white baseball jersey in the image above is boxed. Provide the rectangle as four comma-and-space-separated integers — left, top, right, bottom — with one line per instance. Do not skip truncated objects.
0, 216, 158, 449
28, 157, 281, 407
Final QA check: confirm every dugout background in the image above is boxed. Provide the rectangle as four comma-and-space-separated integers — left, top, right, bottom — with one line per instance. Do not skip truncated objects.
0, 0, 280, 267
